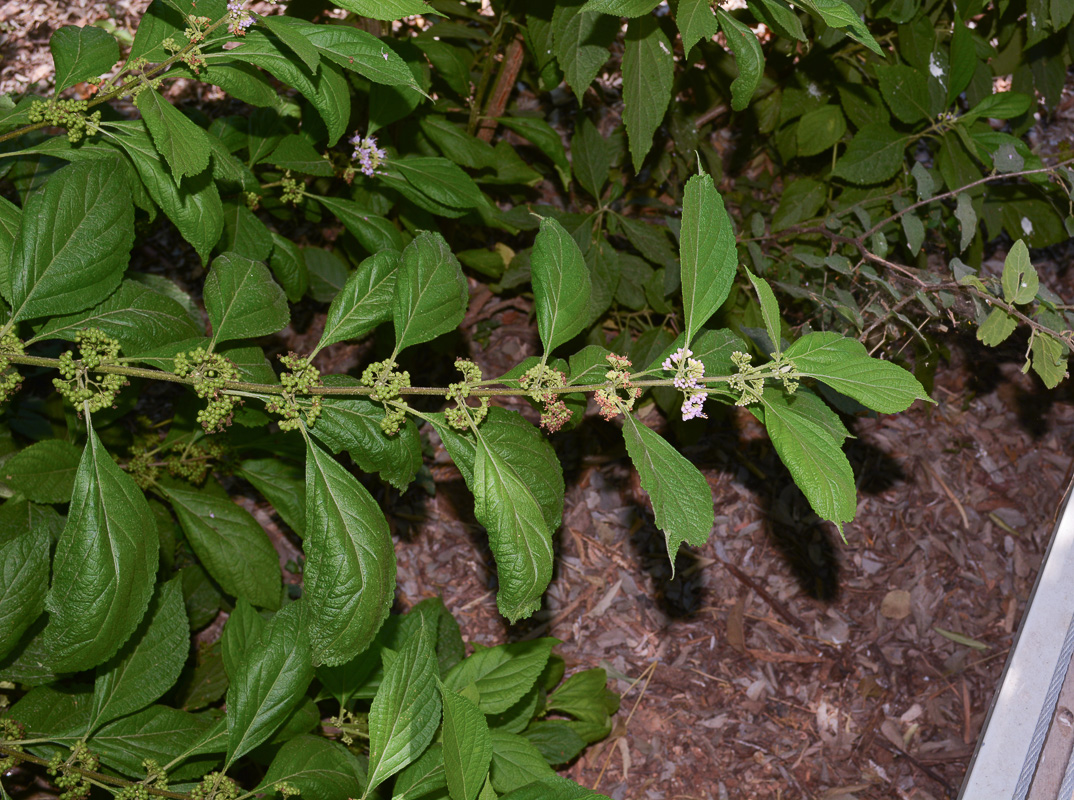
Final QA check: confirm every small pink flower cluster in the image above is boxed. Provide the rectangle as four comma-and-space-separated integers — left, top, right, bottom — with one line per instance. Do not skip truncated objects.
226, 2, 254, 36
520, 365, 572, 433
595, 354, 640, 420
662, 347, 708, 421
350, 134, 387, 176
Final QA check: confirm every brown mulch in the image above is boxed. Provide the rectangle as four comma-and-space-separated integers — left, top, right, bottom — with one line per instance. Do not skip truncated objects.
5, 6, 1074, 800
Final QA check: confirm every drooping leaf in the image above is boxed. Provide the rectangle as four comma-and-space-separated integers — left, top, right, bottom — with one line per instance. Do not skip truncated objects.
443, 638, 557, 715
794, 0, 882, 54
1001, 239, 1038, 304
977, 307, 1018, 347
303, 439, 395, 667
0, 526, 49, 659
237, 459, 306, 538
134, 90, 212, 179
10, 158, 133, 323
622, 15, 674, 168
680, 170, 737, 345
225, 602, 315, 766
222, 597, 266, 683
43, 425, 158, 672
496, 116, 572, 189
440, 683, 493, 800
955, 192, 977, 252
531, 217, 592, 354
269, 233, 310, 302
50, 25, 120, 94
258, 735, 368, 800
1030, 332, 1068, 389
675, 0, 719, 55
318, 251, 399, 350
715, 8, 764, 111
489, 731, 556, 793
203, 252, 290, 346
220, 202, 274, 261
832, 123, 907, 185
293, 21, 420, 88
392, 231, 469, 353
745, 269, 784, 357
257, 14, 321, 72
1, 439, 81, 504
552, 4, 617, 105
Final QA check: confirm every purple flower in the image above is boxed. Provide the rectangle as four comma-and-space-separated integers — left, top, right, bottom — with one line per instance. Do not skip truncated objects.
350, 134, 387, 176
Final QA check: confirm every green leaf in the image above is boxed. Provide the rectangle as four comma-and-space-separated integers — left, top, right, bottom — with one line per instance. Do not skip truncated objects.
331, 0, 437, 20
1001, 239, 1038, 304
771, 177, 825, 232
257, 14, 321, 72
622, 15, 674, 168
497, 776, 612, 800
675, 0, 719, 55
366, 619, 442, 792
265, 134, 334, 177
1030, 332, 1067, 389
313, 195, 405, 255
580, 0, 661, 14
680, 170, 737, 345
164, 484, 282, 610
621, 415, 713, 568
715, 8, 764, 111
783, 331, 931, 412
875, 63, 930, 123
441, 683, 493, 800
977, 307, 1018, 347
747, 0, 805, 41
962, 92, 1033, 125
745, 268, 783, 357
43, 425, 158, 672
444, 639, 557, 715
297, 21, 420, 88
552, 4, 617, 104
489, 731, 556, 793
318, 252, 399, 350
794, 0, 882, 54
393, 157, 486, 210
50, 25, 120, 94
902, 212, 924, 256
303, 439, 395, 667
237, 459, 306, 538
948, 16, 974, 104
10, 158, 133, 323
496, 116, 572, 189
547, 668, 618, 729
571, 116, 611, 199
258, 735, 367, 800
1, 439, 81, 504
0, 195, 20, 304
757, 390, 857, 533
222, 597, 266, 681
833, 123, 906, 184
31, 278, 203, 356
796, 105, 846, 156
134, 90, 212, 179
955, 192, 976, 253
521, 722, 587, 765
0, 527, 49, 660
531, 217, 593, 354
393, 231, 469, 353
270, 234, 309, 303
221, 202, 274, 261
88, 578, 188, 733
107, 121, 223, 265
85, 704, 217, 781
204, 252, 290, 346
226, 603, 315, 766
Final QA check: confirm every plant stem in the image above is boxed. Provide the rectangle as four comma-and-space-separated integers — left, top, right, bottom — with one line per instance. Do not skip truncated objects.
0, 745, 190, 800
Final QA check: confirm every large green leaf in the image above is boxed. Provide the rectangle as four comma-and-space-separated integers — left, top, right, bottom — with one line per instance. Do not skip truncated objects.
531, 217, 592, 354
237, 459, 306, 538
0, 195, 20, 303
796, 105, 846, 156
0, 526, 49, 659
257, 14, 321, 72
496, 116, 572, 189
392, 231, 469, 353
875, 63, 930, 123
43, 425, 158, 672
204, 252, 290, 346
443, 639, 557, 714
1, 439, 81, 504
164, 484, 282, 610
317, 251, 399, 350
82, 704, 217, 781
552, 4, 617, 104
783, 331, 930, 412
440, 685, 493, 800
134, 90, 212, 180
9, 158, 133, 323
675, 0, 719, 55
715, 8, 764, 111
497, 776, 612, 799
745, 269, 784, 357
832, 123, 907, 185
622, 15, 674, 168
794, 0, 882, 54
288, 20, 420, 88
269, 233, 310, 303
331, 0, 436, 20
222, 597, 266, 681
303, 439, 395, 667
313, 195, 405, 255
489, 731, 556, 793
580, 0, 661, 14
1001, 239, 1038, 304
88, 577, 188, 734
621, 415, 713, 568
220, 202, 274, 262
258, 735, 368, 800
393, 157, 486, 210
31, 278, 202, 356
366, 619, 442, 793
679, 170, 737, 345
225, 603, 315, 766
50, 25, 120, 94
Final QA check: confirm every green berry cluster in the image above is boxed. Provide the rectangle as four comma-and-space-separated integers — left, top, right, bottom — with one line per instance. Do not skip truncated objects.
127, 449, 159, 490
114, 785, 150, 800
165, 437, 227, 484
0, 331, 25, 405
728, 351, 765, 407
280, 172, 304, 205
53, 329, 127, 413
245, 191, 261, 210
519, 363, 571, 432
445, 358, 489, 431
361, 359, 410, 435
0, 718, 24, 771
275, 782, 300, 797
141, 758, 169, 790
267, 353, 323, 431
47, 743, 99, 800
27, 98, 102, 143
774, 357, 800, 395
190, 772, 240, 800
174, 348, 242, 433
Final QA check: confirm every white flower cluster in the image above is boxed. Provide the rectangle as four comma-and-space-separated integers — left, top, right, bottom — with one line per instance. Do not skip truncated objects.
662, 347, 707, 420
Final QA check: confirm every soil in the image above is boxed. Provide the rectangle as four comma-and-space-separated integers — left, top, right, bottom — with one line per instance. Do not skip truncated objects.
4, 4, 1074, 799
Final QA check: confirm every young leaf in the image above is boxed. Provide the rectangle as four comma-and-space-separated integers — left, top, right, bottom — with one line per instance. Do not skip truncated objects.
317, 251, 399, 351
225, 603, 315, 766
832, 123, 907, 185
977, 308, 1018, 347
43, 425, 158, 672
50, 25, 120, 94
221, 597, 266, 680
622, 16, 674, 169
744, 268, 783, 357
366, 619, 442, 793
440, 682, 493, 800
258, 734, 368, 800
0, 526, 49, 660
715, 8, 764, 111
164, 484, 282, 610
675, 0, 719, 55
303, 439, 396, 667
134, 90, 212, 179
531, 217, 592, 354
443, 639, 557, 714
783, 331, 931, 412
10, 158, 134, 323
392, 231, 469, 353
1001, 239, 1038, 304
489, 731, 556, 793
88, 577, 189, 734
203, 252, 290, 346
680, 170, 737, 345
552, 4, 617, 105
621, 415, 713, 569
1, 439, 81, 504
